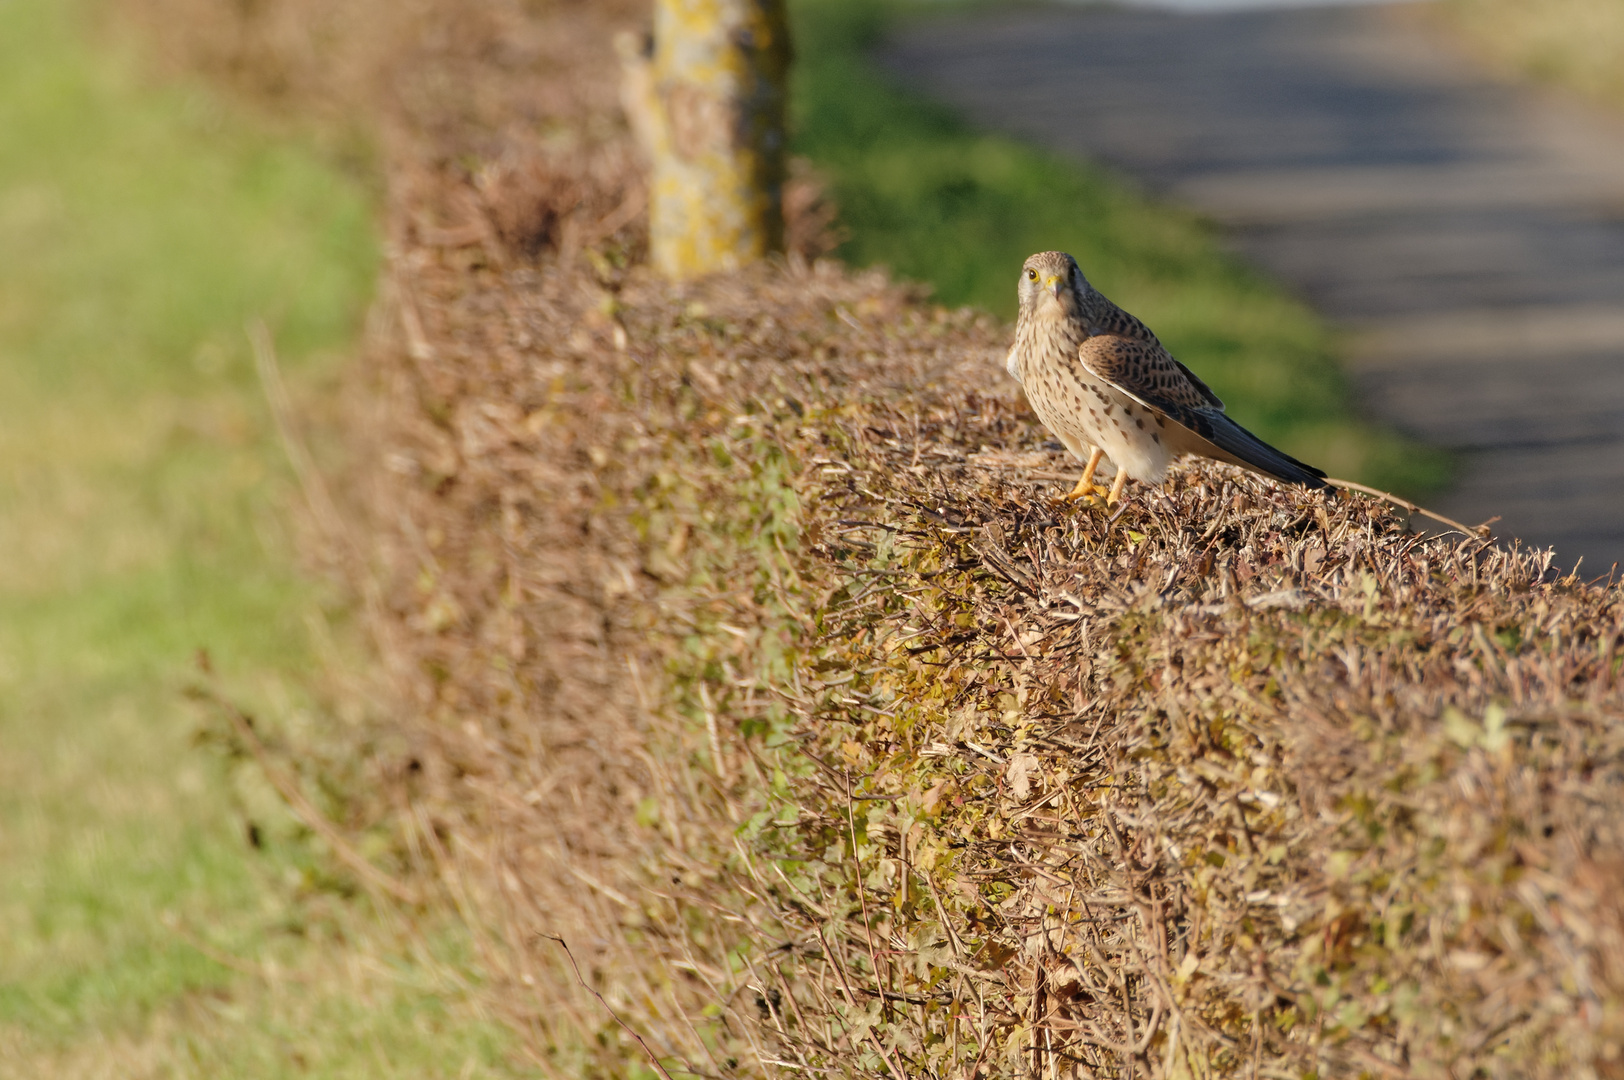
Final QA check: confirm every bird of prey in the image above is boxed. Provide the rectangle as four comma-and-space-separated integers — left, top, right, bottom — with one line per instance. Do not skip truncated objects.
1007, 251, 1327, 504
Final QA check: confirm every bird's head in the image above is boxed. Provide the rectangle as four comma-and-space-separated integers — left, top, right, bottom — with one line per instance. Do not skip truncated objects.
1017, 251, 1088, 321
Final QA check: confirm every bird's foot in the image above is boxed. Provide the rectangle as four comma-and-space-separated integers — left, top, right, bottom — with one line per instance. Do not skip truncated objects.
1062, 483, 1111, 504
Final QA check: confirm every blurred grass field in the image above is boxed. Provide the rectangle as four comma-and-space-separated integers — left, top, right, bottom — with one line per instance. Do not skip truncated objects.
0, 2, 523, 1075
1440, 0, 1624, 110
790, 0, 1451, 496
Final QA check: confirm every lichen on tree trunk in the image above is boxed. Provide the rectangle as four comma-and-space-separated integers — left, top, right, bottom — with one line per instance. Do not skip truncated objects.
621, 0, 790, 278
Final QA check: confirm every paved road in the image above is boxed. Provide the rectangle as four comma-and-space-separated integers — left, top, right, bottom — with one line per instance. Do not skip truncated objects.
883, 2, 1624, 570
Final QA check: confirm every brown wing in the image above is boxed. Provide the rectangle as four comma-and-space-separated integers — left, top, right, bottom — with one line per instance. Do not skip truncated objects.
1076, 333, 1328, 488
1076, 333, 1224, 418
1086, 304, 1220, 400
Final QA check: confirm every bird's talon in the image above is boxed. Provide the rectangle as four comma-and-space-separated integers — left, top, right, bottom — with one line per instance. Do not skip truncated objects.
1062, 495, 1112, 514
1062, 483, 1110, 503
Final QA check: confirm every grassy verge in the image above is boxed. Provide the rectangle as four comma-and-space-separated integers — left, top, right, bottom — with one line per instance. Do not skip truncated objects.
1437, 0, 1624, 110
789, 0, 1451, 496
0, 2, 522, 1074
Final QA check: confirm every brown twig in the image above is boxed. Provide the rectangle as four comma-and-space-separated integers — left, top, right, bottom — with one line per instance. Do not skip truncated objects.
843, 772, 912, 1080
161, 912, 314, 984
1324, 476, 1493, 541
189, 684, 418, 905
544, 935, 681, 1080
247, 318, 404, 679
248, 318, 348, 545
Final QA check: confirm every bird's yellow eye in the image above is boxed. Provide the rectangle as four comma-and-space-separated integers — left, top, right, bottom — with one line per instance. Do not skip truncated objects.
1026, 268, 1037, 281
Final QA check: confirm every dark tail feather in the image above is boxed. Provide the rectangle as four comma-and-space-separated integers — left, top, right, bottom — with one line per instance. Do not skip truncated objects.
1201, 413, 1328, 490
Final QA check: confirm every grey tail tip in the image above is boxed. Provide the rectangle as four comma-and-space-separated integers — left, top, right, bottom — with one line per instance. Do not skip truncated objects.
1255, 441, 1327, 490
1210, 414, 1328, 490
1280, 459, 1330, 490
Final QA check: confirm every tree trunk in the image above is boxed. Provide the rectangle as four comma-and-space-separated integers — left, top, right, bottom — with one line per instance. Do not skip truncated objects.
620, 0, 790, 279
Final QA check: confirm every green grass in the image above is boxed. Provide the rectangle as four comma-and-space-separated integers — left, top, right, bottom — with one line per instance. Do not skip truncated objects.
0, 2, 525, 1074
789, 0, 1450, 495
1440, 0, 1624, 110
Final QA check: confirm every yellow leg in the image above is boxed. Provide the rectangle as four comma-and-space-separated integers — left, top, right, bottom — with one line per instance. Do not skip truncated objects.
1107, 468, 1129, 506
1064, 447, 1107, 501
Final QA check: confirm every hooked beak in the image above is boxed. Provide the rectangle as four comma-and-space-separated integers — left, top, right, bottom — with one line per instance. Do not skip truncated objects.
1045, 274, 1064, 300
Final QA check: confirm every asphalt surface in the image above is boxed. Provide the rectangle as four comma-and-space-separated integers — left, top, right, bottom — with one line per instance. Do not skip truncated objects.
883, 2, 1624, 570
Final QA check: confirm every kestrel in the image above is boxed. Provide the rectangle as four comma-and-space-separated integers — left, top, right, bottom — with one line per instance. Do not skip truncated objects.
1007, 251, 1327, 504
